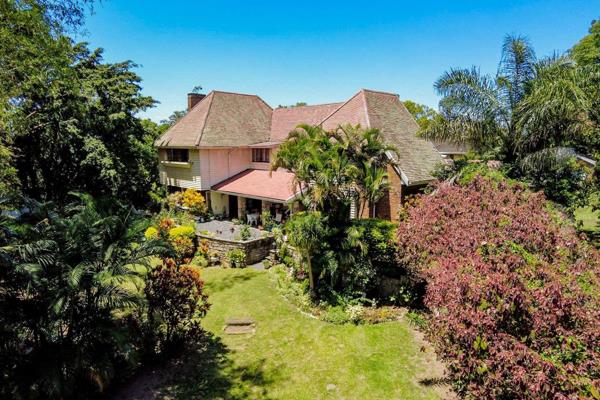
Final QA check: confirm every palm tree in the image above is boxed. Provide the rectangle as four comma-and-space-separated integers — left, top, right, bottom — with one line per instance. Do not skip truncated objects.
2, 194, 168, 397
424, 35, 598, 169
285, 211, 329, 293
361, 162, 389, 218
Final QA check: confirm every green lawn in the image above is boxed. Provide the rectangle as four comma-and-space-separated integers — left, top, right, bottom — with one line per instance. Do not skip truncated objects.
575, 206, 599, 232
114, 267, 452, 399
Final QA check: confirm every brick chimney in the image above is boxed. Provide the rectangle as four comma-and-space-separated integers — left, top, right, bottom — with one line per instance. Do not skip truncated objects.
187, 93, 206, 111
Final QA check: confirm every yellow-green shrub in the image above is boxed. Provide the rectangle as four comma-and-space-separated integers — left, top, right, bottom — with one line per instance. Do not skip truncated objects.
144, 226, 159, 240
168, 225, 195, 240
181, 188, 207, 216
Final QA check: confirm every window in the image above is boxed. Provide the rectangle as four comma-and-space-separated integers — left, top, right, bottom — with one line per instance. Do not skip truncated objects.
166, 149, 189, 162
252, 148, 270, 163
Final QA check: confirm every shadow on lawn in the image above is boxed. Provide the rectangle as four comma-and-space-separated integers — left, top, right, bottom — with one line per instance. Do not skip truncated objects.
204, 268, 260, 294
110, 332, 278, 400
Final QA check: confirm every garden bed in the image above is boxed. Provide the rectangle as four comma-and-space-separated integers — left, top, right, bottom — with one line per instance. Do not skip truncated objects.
196, 220, 273, 266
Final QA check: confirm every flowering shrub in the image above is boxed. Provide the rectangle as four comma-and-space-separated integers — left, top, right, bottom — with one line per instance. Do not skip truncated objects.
397, 176, 600, 399
181, 188, 208, 216
171, 236, 195, 262
166, 191, 183, 209
196, 239, 209, 258
158, 217, 175, 238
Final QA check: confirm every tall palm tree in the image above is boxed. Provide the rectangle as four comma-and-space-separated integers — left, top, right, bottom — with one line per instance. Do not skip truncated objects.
424, 35, 598, 169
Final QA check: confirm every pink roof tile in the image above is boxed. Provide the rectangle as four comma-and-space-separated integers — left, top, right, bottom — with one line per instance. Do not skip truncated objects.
270, 103, 343, 141
211, 169, 300, 202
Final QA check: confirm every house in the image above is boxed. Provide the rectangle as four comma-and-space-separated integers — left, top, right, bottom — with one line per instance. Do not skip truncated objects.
154, 89, 443, 222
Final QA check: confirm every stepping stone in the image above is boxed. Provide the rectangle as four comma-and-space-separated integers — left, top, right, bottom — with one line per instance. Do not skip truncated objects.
224, 317, 256, 335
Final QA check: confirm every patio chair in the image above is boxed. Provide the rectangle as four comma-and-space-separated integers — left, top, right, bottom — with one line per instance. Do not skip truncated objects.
247, 213, 258, 226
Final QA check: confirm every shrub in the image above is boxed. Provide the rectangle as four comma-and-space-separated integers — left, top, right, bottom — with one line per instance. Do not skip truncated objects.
144, 226, 159, 240
167, 191, 183, 209
238, 224, 251, 241
168, 225, 195, 240
158, 217, 175, 238
397, 176, 600, 399
171, 235, 195, 262
181, 188, 207, 216
226, 248, 246, 268
196, 239, 209, 258
145, 261, 210, 351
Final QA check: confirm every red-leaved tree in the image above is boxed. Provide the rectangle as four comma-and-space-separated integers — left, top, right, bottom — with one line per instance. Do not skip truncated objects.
397, 176, 600, 399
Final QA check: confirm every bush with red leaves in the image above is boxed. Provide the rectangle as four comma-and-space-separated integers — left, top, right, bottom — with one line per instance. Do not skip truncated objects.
145, 260, 210, 352
397, 175, 600, 399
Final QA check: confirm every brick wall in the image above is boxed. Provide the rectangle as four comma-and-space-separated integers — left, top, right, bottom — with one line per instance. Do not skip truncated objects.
358, 165, 403, 221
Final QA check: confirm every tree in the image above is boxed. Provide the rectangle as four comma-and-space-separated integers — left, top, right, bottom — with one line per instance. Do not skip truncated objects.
272, 124, 396, 221
160, 109, 187, 128
10, 45, 159, 206
402, 100, 440, 131
423, 34, 599, 207
285, 211, 329, 292
0, 194, 169, 398
571, 20, 600, 66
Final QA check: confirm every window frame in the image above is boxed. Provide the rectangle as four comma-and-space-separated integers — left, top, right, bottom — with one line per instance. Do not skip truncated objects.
166, 148, 189, 162
252, 148, 270, 163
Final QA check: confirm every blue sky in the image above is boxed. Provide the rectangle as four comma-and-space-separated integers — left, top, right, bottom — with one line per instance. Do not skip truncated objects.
82, 0, 598, 122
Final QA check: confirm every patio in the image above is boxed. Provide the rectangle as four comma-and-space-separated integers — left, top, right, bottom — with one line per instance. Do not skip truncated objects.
196, 220, 274, 266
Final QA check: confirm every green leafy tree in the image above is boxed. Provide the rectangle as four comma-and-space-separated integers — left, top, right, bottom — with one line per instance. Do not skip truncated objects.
571, 20, 600, 66
402, 100, 440, 131
11, 46, 159, 206
160, 109, 187, 128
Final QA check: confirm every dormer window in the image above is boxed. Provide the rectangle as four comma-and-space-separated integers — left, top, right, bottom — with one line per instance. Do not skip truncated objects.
166, 149, 189, 162
252, 148, 270, 163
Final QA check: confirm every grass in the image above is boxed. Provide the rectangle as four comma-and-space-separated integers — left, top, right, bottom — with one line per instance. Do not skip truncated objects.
575, 206, 599, 232
131, 267, 451, 400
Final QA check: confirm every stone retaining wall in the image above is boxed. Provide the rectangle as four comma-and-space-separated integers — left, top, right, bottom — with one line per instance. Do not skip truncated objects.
198, 233, 274, 266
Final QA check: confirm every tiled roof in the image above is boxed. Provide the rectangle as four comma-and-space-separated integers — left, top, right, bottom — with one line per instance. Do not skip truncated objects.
321, 89, 442, 184
362, 90, 442, 184
155, 88, 443, 185
270, 103, 343, 142
155, 91, 272, 147
211, 169, 299, 202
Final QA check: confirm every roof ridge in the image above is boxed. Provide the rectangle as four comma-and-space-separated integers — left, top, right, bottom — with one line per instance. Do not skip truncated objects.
318, 90, 364, 127
274, 102, 344, 110
194, 92, 215, 146
361, 88, 400, 97
210, 90, 273, 110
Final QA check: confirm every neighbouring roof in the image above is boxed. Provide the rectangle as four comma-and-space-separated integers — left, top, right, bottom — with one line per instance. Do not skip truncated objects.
576, 153, 597, 167
211, 169, 300, 202
155, 91, 272, 147
156, 89, 444, 185
433, 141, 469, 155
